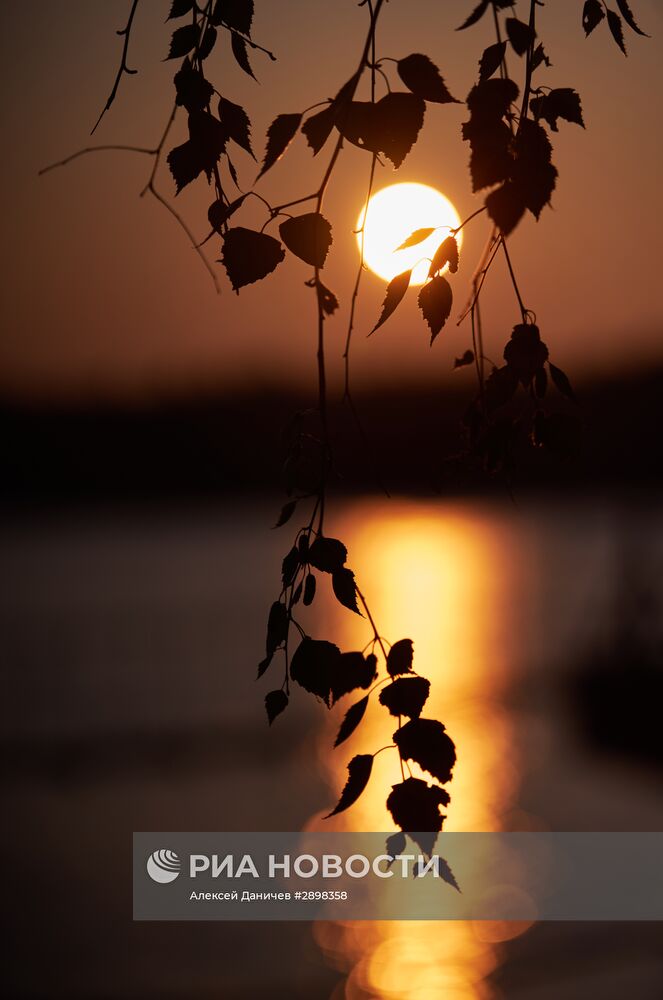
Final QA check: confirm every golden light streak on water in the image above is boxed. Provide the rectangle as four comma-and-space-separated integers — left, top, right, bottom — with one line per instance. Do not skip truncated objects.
307, 499, 534, 999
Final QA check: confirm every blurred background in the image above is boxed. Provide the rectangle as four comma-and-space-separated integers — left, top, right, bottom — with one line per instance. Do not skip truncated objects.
2, 1, 663, 998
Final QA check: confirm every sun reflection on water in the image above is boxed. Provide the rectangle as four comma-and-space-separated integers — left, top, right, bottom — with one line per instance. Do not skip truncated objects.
307, 499, 532, 999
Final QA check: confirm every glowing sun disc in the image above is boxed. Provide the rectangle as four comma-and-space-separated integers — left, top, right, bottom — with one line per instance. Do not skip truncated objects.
357, 182, 462, 286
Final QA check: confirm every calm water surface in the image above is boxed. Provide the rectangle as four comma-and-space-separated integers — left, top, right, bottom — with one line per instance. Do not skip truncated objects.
3, 497, 661, 999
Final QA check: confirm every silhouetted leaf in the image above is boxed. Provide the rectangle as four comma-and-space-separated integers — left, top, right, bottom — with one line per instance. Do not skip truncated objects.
479, 41, 507, 81
418, 276, 453, 344
198, 107, 228, 158
371, 270, 412, 334
274, 499, 297, 528
530, 88, 585, 132
397, 54, 459, 104
386, 831, 406, 861
226, 154, 239, 187
466, 77, 519, 119
334, 695, 369, 747
463, 117, 512, 191
303, 573, 316, 606
436, 857, 461, 891
308, 74, 360, 153
583, 0, 605, 35
279, 213, 333, 268
198, 25, 217, 60
290, 638, 374, 707
616, 0, 648, 35
308, 536, 347, 573
429, 235, 459, 277
454, 349, 474, 369
265, 689, 288, 725
396, 228, 436, 251
393, 718, 457, 784
549, 362, 576, 401
332, 568, 362, 615
302, 105, 336, 155
167, 141, 204, 193
214, 0, 253, 34
281, 545, 299, 587
257, 113, 302, 179
606, 9, 627, 54
231, 32, 256, 78
512, 119, 557, 219
506, 17, 535, 56
386, 777, 450, 857
290, 637, 341, 705
167, 112, 225, 193
485, 364, 518, 411
387, 638, 414, 677
221, 227, 285, 291
174, 61, 214, 112
504, 323, 549, 386
485, 181, 526, 235
218, 96, 255, 157
208, 194, 246, 233
457, 0, 489, 31
377, 92, 427, 167
531, 43, 551, 72
333, 652, 376, 703
339, 94, 425, 169
169, 0, 193, 18
166, 23, 198, 59
508, 118, 557, 220
325, 754, 373, 817
316, 281, 339, 315
379, 676, 430, 719
462, 79, 520, 195
174, 110, 226, 184
266, 600, 288, 656
257, 653, 273, 679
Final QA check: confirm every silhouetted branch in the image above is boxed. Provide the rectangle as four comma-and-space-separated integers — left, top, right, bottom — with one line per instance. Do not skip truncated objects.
500, 236, 528, 321
457, 231, 500, 325
518, 0, 538, 131
146, 185, 220, 293
139, 104, 177, 197
40, 104, 219, 293
39, 144, 155, 175
91, 0, 141, 135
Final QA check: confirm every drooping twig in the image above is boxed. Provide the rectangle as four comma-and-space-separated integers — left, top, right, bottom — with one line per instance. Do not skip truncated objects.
91, 0, 141, 135
40, 105, 220, 294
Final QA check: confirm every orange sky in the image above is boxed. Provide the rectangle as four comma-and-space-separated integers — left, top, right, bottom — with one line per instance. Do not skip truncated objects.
1, 0, 661, 401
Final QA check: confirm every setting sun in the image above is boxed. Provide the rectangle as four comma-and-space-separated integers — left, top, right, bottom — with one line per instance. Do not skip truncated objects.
356, 182, 463, 285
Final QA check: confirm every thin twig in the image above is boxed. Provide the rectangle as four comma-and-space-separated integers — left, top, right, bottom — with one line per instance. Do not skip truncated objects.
517, 0, 538, 132
139, 104, 177, 196
500, 236, 527, 321
91, 0, 141, 135
341, 11, 390, 498
40, 105, 220, 294
146, 186, 220, 292
39, 145, 155, 175
457, 232, 500, 325
219, 23, 276, 61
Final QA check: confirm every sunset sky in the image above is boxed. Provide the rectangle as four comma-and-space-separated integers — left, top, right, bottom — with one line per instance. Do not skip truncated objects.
1, 0, 661, 402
